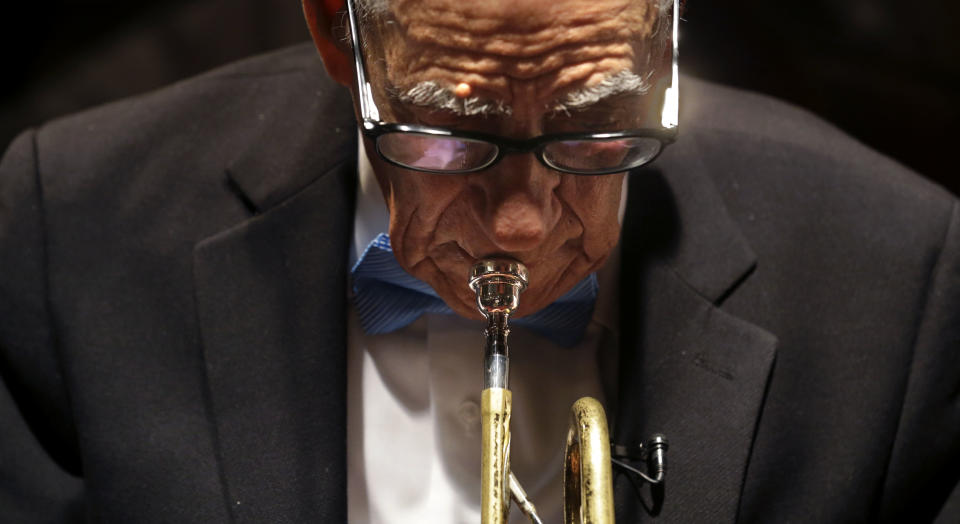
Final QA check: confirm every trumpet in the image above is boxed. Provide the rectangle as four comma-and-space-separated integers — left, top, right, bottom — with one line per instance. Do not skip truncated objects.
469, 259, 616, 524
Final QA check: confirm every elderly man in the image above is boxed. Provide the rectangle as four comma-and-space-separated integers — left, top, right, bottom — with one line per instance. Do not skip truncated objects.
0, 0, 958, 522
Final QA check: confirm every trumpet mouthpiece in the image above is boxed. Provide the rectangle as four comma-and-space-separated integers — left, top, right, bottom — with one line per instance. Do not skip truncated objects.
469, 259, 529, 317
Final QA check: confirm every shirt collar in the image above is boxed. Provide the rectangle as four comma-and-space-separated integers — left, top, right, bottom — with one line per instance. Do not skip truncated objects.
351, 135, 390, 268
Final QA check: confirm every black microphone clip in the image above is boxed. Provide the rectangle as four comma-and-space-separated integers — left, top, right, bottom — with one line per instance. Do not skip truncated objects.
611, 434, 669, 485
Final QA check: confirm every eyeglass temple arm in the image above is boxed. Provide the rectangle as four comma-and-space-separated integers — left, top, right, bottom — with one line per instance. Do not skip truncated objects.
661, 0, 680, 129
345, 0, 381, 123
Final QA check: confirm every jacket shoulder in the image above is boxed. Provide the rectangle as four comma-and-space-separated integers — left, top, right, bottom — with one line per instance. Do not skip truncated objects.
17, 44, 356, 240
676, 77, 957, 247
31, 43, 354, 202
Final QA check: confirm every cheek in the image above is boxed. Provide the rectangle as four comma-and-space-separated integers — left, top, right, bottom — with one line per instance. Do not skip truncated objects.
371, 153, 459, 223
374, 165, 468, 262
388, 177, 464, 228
559, 175, 624, 236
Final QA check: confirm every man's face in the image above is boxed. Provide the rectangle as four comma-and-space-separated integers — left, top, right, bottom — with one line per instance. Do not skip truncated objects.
359, 0, 662, 319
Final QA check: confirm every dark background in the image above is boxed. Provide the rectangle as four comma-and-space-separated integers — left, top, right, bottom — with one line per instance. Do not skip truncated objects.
2, 1, 958, 194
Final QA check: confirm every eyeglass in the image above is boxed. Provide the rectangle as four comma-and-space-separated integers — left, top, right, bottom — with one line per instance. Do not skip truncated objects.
345, 0, 680, 175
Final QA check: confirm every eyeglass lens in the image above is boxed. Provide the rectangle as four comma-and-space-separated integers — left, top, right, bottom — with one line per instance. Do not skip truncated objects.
377, 133, 499, 172
542, 136, 662, 173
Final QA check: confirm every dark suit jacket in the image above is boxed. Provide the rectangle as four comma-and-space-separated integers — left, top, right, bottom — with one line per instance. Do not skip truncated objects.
1, 44, 958, 523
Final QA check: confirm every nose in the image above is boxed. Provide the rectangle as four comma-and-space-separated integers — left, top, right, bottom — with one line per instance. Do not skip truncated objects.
467, 155, 562, 253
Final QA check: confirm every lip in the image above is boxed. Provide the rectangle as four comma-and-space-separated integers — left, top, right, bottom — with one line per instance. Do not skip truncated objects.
436, 241, 540, 281
438, 228, 567, 264
433, 240, 589, 317
423, 241, 526, 314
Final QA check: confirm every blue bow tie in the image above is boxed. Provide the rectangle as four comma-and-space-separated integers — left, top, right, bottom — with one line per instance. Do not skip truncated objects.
351, 233, 598, 347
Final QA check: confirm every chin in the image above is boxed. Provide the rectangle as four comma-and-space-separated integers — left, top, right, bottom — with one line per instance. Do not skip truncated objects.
412, 242, 605, 319
464, 268, 583, 319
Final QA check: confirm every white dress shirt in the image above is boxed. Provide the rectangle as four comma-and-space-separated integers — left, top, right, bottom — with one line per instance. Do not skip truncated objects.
347, 141, 623, 523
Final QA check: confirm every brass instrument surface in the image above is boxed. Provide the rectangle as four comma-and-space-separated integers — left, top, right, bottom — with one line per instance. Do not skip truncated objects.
472, 258, 615, 524
481, 387, 513, 524
564, 397, 615, 524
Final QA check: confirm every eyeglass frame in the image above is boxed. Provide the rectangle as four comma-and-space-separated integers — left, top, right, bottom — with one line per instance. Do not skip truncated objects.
344, 0, 681, 176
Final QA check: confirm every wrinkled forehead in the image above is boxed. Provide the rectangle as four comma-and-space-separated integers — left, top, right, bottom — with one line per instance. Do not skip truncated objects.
360, 0, 668, 111
386, 0, 659, 34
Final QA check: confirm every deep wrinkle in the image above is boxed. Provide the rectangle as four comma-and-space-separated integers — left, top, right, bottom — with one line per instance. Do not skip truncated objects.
396, 40, 635, 80
378, 1, 652, 109
392, 1, 649, 56
361, 0, 641, 320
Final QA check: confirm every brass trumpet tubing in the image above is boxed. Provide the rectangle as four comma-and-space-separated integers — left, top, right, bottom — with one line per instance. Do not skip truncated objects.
483, 312, 509, 389
563, 397, 615, 524
471, 258, 615, 524
481, 387, 512, 524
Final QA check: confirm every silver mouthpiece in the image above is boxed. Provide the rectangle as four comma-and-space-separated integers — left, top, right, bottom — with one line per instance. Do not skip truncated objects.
469, 259, 528, 317
470, 259, 528, 389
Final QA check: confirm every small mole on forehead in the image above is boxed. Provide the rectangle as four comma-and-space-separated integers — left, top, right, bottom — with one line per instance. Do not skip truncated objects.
454, 82, 472, 98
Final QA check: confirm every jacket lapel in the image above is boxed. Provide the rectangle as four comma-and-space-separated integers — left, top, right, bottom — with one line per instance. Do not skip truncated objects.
194, 158, 356, 523
613, 143, 778, 522
193, 77, 359, 522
